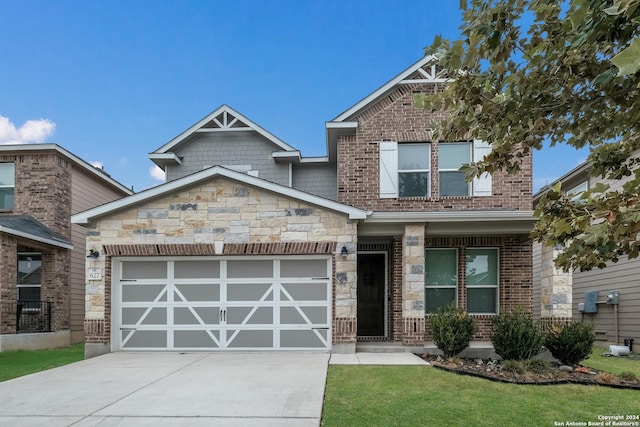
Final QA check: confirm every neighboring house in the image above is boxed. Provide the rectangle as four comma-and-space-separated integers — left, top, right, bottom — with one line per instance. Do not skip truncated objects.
0, 144, 132, 351
533, 160, 639, 348
72, 56, 536, 358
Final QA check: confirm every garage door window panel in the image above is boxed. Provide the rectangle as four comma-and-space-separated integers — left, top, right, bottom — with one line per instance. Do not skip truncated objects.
174, 330, 220, 348
174, 283, 220, 302
281, 283, 327, 301
227, 260, 273, 278
174, 260, 220, 279
122, 285, 167, 303
280, 259, 328, 278
281, 330, 327, 348
227, 283, 274, 302
226, 306, 273, 325
123, 330, 167, 348
122, 261, 167, 280
226, 330, 273, 348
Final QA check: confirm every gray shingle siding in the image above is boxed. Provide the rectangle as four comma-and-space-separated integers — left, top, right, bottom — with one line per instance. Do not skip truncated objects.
166, 131, 290, 186
292, 163, 337, 200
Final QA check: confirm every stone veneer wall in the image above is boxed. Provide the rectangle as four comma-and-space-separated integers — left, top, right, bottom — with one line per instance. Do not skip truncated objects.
402, 225, 425, 346
539, 244, 573, 319
83, 178, 358, 348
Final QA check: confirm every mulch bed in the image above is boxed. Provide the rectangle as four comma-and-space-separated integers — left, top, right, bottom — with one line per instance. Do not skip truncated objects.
420, 354, 640, 390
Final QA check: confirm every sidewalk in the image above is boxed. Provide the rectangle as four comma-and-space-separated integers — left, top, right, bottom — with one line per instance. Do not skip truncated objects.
329, 352, 430, 365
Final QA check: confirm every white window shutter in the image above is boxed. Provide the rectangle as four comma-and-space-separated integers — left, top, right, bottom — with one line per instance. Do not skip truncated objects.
379, 141, 398, 198
472, 139, 492, 196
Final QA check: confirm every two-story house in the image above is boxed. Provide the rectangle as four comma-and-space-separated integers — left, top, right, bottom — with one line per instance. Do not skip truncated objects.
72, 56, 536, 358
0, 144, 132, 351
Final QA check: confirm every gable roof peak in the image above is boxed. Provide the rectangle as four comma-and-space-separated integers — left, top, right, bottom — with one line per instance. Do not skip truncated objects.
330, 55, 442, 123
150, 104, 297, 156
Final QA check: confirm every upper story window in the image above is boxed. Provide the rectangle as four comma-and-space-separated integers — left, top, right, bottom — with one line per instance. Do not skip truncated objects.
567, 181, 588, 201
398, 143, 430, 197
439, 143, 471, 197
379, 140, 492, 199
0, 163, 15, 210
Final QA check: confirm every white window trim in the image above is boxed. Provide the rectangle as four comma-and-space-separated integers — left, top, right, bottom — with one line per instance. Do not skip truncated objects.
0, 163, 15, 210
465, 247, 499, 315
567, 181, 588, 201
439, 142, 472, 197
425, 248, 458, 313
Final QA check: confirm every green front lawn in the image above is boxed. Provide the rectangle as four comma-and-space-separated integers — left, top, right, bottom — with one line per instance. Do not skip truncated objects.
322, 363, 639, 427
0, 343, 84, 382
582, 346, 640, 376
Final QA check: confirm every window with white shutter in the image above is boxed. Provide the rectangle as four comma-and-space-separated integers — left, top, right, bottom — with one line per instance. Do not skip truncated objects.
379, 142, 399, 198
472, 140, 492, 197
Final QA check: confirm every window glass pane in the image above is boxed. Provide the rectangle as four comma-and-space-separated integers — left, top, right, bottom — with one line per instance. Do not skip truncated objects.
0, 163, 15, 186
439, 143, 470, 169
399, 172, 428, 197
425, 249, 457, 286
425, 288, 456, 314
0, 188, 14, 209
466, 249, 498, 286
467, 288, 497, 313
398, 144, 429, 170
439, 171, 469, 197
18, 254, 42, 285
18, 286, 41, 301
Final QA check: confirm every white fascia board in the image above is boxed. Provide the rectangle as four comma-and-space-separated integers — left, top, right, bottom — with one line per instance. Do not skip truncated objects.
149, 152, 182, 165
152, 105, 297, 154
0, 225, 74, 250
299, 156, 329, 163
0, 144, 133, 195
272, 151, 301, 163
72, 166, 368, 224
366, 210, 537, 223
534, 160, 591, 202
332, 55, 437, 122
325, 121, 358, 129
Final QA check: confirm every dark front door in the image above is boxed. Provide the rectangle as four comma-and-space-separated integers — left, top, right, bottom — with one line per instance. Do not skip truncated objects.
357, 253, 386, 337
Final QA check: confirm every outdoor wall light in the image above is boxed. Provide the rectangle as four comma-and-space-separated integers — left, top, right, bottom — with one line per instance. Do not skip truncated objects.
340, 245, 349, 256
87, 249, 100, 258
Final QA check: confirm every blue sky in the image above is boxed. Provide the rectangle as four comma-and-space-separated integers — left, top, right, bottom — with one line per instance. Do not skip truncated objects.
0, 0, 587, 192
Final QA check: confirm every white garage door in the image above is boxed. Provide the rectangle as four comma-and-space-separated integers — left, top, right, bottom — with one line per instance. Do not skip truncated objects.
112, 256, 331, 351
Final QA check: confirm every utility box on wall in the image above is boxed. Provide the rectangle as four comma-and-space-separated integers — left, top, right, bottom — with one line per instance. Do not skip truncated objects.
606, 291, 620, 305
583, 291, 598, 313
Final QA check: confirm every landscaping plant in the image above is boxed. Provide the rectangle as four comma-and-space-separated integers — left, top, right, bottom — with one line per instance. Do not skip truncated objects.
544, 321, 596, 365
491, 306, 544, 361
430, 305, 475, 358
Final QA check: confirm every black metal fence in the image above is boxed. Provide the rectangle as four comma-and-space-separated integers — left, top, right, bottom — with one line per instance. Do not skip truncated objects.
0, 301, 52, 333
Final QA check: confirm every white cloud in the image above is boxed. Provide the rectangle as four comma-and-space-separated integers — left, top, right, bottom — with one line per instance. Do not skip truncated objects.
90, 161, 104, 169
150, 165, 166, 182
0, 114, 55, 145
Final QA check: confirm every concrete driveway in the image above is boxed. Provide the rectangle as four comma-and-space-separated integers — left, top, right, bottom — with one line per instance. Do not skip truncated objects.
0, 352, 329, 427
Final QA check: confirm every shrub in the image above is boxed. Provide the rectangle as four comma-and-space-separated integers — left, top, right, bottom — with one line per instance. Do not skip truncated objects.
491, 306, 544, 361
618, 371, 638, 382
524, 358, 553, 374
430, 305, 476, 358
502, 360, 526, 374
544, 321, 596, 365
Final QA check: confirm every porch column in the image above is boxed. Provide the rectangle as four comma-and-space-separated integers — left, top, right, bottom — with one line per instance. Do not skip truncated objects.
540, 244, 573, 320
402, 224, 425, 347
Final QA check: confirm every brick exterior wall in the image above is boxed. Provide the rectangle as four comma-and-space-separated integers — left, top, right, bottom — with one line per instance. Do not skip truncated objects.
336, 82, 533, 212
83, 177, 358, 347
422, 236, 533, 341
0, 152, 72, 335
